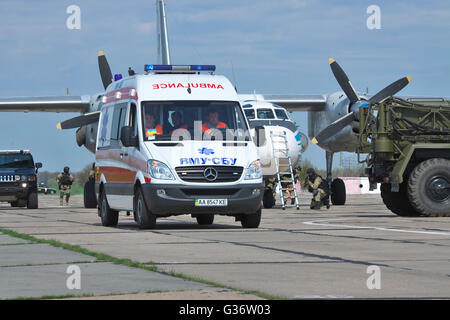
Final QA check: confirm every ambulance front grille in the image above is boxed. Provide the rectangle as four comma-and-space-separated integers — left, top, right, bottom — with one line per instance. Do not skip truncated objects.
175, 166, 243, 183
0, 175, 15, 183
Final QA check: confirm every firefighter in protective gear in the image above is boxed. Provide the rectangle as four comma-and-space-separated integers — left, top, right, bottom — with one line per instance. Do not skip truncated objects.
303, 168, 329, 210
57, 166, 74, 206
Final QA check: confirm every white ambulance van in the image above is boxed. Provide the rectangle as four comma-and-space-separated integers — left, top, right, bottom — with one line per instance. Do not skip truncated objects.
95, 65, 264, 229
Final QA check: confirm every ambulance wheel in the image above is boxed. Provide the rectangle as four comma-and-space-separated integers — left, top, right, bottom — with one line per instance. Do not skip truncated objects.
84, 180, 97, 208
263, 189, 275, 208
134, 188, 156, 229
331, 178, 346, 205
27, 192, 38, 209
196, 214, 214, 225
240, 208, 261, 228
99, 189, 118, 227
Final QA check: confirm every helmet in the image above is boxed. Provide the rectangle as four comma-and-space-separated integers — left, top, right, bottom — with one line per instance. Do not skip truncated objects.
64, 166, 70, 174
306, 168, 315, 176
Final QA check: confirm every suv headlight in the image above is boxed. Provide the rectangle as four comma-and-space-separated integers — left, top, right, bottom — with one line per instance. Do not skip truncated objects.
148, 160, 174, 180
245, 160, 262, 180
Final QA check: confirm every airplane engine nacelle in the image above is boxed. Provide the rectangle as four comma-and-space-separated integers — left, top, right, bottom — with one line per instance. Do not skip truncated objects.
75, 123, 98, 154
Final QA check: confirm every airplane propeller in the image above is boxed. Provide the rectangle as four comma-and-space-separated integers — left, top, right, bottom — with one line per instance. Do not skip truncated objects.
98, 50, 113, 90
312, 58, 412, 144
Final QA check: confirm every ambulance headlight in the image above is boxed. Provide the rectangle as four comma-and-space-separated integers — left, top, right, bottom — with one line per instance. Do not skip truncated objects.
245, 160, 262, 180
148, 160, 174, 180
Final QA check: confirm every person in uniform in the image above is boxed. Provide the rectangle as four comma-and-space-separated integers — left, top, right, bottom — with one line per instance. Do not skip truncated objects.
168, 111, 188, 134
57, 166, 74, 206
144, 113, 163, 139
303, 168, 329, 210
202, 109, 227, 135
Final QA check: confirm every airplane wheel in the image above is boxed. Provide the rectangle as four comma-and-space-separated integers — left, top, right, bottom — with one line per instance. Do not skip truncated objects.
331, 178, 346, 205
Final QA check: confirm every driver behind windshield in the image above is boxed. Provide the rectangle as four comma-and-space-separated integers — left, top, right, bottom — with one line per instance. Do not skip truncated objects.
202, 109, 227, 135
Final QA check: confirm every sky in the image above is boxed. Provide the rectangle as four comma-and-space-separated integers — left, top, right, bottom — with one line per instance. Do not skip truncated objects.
0, 0, 449, 172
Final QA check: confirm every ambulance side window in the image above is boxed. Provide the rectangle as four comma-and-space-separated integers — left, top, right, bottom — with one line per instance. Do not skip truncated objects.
111, 103, 127, 141
129, 103, 137, 137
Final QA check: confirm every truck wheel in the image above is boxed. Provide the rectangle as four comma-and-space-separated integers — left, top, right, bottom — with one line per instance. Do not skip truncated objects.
99, 189, 118, 227
27, 192, 38, 209
196, 214, 214, 225
263, 189, 275, 208
240, 208, 261, 228
381, 183, 421, 217
134, 188, 156, 229
331, 178, 346, 205
408, 158, 450, 217
84, 180, 97, 208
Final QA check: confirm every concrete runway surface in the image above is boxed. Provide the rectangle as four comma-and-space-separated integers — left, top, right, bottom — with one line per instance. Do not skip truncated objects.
0, 193, 449, 299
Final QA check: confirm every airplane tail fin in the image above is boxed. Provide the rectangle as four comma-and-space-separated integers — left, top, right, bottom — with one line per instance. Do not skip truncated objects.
156, 0, 171, 64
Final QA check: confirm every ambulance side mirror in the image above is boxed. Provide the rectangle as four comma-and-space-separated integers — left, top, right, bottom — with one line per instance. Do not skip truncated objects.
120, 126, 138, 147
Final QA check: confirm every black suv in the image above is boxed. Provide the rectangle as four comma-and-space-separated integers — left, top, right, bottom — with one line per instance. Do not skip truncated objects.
0, 150, 42, 209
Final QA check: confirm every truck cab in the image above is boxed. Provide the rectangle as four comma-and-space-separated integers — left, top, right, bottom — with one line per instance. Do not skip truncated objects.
0, 150, 42, 209
95, 65, 264, 229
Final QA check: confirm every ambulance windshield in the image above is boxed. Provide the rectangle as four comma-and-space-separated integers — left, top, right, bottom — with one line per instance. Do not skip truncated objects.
141, 101, 250, 141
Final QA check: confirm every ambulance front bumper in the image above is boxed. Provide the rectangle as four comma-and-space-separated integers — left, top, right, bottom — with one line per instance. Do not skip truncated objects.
141, 183, 264, 216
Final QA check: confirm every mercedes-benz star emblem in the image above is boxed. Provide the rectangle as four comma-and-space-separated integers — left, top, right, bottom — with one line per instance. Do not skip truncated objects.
203, 167, 218, 182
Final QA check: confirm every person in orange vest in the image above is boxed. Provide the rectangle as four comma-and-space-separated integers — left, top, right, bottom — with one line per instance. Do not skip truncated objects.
144, 113, 163, 139
168, 111, 188, 134
202, 109, 227, 135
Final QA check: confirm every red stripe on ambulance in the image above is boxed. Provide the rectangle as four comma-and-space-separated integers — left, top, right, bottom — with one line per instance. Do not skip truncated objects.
152, 83, 224, 90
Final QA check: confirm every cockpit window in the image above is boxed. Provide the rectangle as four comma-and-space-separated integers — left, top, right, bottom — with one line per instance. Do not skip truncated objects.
275, 109, 288, 120
244, 109, 255, 119
257, 109, 275, 119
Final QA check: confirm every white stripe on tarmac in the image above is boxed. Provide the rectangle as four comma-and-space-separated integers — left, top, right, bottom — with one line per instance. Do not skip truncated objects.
303, 218, 450, 236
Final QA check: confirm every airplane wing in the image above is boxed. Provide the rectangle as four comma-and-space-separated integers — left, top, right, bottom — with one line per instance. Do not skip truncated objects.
0, 96, 91, 113
238, 94, 327, 112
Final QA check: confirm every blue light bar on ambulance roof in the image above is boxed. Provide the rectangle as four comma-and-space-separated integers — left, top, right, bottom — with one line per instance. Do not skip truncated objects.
144, 64, 216, 73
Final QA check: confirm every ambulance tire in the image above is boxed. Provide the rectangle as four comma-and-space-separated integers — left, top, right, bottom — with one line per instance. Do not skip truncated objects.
99, 189, 118, 227
84, 180, 97, 208
196, 214, 214, 225
134, 188, 156, 229
27, 192, 38, 209
240, 208, 261, 229
263, 189, 275, 208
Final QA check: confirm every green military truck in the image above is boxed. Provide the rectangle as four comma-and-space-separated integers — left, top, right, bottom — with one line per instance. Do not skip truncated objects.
357, 97, 450, 217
